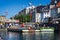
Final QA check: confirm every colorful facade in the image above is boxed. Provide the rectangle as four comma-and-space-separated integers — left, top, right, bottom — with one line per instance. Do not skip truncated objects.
13, 0, 60, 24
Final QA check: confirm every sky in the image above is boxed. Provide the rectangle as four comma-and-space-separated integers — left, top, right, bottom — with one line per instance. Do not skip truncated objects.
0, 0, 51, 19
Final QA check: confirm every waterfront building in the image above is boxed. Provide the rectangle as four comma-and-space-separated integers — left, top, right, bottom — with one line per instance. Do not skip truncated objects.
26, 6, 35, 14
35, 13, 41, 23
14, 4, 35, 23
50, 6, 58, 19
49, 0, 60, 24
0, 15, 6, 28
36, 6, 50, 23
35, 0, 60, 24
0, 16, 6, 22
57, 2, 60, 18
0, 15, 19, 28
13, 0, 60, 24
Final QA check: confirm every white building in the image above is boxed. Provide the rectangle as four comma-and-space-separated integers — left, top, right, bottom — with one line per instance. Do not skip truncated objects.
35, 13, 41, 23
26, 6, 35, 14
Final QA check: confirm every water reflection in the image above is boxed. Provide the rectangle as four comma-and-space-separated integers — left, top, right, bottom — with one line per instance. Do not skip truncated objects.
22, 32, 54, 40
22, 32, 35, 40
40, 32, 54, 40
54, 32, 60, 40
6, 32, 23, 40
0, 31, 7, 40
0, 31, 59, 40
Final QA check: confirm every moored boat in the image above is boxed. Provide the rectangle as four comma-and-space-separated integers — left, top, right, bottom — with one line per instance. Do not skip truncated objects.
40, 27, 54, 32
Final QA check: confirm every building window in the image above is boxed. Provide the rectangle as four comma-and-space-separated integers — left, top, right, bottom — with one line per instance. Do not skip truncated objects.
44, 12, 50, 18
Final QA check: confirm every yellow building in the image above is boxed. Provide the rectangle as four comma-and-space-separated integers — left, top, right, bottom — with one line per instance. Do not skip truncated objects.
0, 16, 6, 25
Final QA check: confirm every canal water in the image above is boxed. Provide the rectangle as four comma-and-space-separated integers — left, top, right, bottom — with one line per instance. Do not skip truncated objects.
0, 31, 60, 40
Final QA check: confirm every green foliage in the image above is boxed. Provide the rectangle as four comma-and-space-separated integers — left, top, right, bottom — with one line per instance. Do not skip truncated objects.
14, 14, 30, 23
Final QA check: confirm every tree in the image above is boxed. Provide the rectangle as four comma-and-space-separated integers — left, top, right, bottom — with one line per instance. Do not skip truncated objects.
14, 14, 30, 23
25, 14, 30, 22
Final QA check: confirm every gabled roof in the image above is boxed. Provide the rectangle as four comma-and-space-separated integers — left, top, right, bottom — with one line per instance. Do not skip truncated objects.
36, 6, 45, 13
50, 2, 60, 9
36, 6, 49, 13
56, 2, 60, 7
